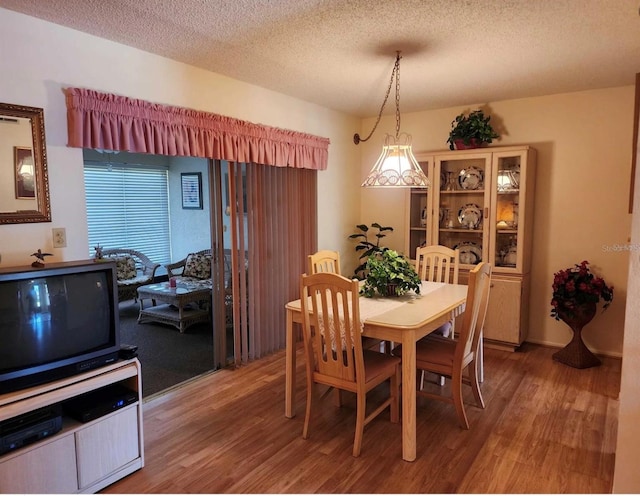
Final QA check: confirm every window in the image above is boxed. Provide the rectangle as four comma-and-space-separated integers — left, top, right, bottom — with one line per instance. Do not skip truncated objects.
84, 163, 171, 266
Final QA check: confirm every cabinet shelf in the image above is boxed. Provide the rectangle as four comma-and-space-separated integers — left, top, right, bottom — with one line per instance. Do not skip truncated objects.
439, 228, 483, 233
440, 189, 485, 195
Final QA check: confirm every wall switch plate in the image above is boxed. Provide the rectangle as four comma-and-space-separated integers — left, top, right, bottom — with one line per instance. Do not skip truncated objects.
52, 228, 67, 248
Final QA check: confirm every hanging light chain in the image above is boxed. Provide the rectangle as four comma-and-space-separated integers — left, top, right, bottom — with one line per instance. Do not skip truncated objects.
394, 52, 401, 140
354, 51, 401, 145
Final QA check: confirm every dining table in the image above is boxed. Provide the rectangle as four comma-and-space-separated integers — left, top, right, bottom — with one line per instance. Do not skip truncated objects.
284, 280, 468, 462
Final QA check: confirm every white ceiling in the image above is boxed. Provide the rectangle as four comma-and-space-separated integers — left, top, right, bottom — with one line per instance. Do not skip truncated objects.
1, 0, 639, 117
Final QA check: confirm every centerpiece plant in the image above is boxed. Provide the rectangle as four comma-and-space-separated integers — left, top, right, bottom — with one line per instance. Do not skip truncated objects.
360, 249, 421, 298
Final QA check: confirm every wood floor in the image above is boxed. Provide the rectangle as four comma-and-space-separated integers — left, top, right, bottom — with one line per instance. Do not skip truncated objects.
104, 342, 620, 493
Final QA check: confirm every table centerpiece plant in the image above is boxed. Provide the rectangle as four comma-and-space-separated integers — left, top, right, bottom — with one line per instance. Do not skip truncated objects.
550, 260, 614, 368
360, 249, 421, 298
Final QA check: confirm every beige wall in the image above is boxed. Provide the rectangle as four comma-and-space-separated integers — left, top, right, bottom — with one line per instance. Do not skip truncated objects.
0, 7, 361, 269
357, 88, 634, 356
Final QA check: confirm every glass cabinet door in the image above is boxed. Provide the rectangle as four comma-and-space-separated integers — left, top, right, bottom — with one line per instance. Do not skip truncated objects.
490, 150, 527, 272
406, 158, 433, 260
434, 153, 491, 268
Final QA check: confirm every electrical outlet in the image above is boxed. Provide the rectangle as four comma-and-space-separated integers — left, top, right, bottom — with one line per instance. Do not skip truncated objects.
52, 228, 67, 248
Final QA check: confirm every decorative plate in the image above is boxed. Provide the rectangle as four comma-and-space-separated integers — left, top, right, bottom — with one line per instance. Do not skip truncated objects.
454, 242, 483, 265
458, 166, 484, 190
457, 203, 482, 229
500, 243, 518, 266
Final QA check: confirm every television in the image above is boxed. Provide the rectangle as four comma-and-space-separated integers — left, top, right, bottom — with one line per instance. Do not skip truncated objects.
0, 259, 121, 394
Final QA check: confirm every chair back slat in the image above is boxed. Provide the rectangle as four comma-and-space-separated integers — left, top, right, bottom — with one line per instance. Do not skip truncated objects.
416, 245, 460, 284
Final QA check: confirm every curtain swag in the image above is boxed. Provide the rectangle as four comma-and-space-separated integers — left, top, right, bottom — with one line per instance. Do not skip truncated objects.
64, 87, 329, 170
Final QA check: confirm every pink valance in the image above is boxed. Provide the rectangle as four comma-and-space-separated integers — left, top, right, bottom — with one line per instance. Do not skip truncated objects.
64, 87, 329, 170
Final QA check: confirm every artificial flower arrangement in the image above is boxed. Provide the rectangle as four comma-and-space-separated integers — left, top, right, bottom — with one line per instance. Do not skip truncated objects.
550, 260, 614, 320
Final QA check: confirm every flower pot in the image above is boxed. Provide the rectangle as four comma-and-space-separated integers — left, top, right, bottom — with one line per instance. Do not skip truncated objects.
453, 138, 484, 150
385, 284, 398, 297
552, 302, 601, 369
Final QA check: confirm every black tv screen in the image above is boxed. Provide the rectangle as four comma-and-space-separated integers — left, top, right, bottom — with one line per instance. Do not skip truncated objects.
0, 260, 120, 394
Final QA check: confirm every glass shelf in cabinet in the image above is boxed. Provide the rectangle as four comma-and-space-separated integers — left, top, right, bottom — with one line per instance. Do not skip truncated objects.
440, 189, 485, 195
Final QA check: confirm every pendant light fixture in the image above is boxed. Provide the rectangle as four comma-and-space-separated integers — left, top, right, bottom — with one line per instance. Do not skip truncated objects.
356, 51, 429, 188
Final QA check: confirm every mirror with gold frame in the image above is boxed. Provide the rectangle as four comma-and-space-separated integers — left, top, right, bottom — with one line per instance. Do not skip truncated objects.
0, 102, 51, 224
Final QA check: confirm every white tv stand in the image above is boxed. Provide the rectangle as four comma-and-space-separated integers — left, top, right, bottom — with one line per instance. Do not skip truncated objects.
0, 359, 144, 493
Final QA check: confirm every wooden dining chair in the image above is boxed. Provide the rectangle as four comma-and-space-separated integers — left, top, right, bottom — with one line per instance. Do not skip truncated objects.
393, 262, 492, 429
415, 245, 461, 386
308, 249, 384, 353
299, 272, 401, 457
307, 249, 341, 276
415, 244, 460, 285
415, 245, 460, 339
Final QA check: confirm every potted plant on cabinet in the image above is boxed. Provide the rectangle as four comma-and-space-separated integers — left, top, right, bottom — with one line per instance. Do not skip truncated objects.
360, 249, 421, 298
446, 109, 500, 150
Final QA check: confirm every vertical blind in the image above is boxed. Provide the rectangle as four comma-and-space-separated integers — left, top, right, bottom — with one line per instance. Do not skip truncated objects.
228, 162, 317, 364
84, 163, 171, 264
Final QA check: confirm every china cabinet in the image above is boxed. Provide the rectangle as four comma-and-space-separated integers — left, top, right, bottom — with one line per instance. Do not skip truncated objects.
406, 145, 536, 349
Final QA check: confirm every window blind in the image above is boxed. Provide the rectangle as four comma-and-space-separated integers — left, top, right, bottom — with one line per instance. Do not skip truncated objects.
84, 164, 171, 265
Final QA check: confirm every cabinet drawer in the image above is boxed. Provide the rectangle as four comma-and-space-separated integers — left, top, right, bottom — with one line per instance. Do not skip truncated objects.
0, 434, 78, 493
76, 405, 140, 489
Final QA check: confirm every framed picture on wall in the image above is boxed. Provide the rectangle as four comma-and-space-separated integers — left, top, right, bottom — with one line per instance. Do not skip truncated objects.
14, 146, 35, 199
181, 172, 203, 209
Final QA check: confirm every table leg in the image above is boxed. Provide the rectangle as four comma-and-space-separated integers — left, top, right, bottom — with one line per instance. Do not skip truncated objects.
401, 332, 417, 462
178, 303, 185, 333
285, 308, 296, 418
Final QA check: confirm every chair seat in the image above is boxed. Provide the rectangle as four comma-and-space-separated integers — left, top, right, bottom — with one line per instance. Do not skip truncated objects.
363, 349, 401, 383
394, 337, 456, 368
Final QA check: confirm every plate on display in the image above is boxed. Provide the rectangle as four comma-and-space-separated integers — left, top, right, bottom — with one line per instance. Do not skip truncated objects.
500, 243, 518, 266
457, 203, 483, 229
458, 166, 484, 190
454, 242, 483, 265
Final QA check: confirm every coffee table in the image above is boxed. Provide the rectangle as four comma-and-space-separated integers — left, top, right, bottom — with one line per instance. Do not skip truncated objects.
137, 282, 211, 333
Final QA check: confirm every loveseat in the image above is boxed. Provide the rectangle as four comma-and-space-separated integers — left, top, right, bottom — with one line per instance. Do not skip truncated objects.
165, 249, 214, 290
101, 248, 161, 302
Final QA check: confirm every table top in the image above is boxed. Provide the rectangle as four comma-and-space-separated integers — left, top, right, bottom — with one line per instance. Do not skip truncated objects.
137, 282, 210, 297
286, 281, 467, 330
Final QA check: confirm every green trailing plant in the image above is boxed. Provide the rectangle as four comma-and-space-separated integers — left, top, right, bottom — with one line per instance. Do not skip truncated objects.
446, 109, 500, 150
360, 249, 421, 298
349, 222, 393, 279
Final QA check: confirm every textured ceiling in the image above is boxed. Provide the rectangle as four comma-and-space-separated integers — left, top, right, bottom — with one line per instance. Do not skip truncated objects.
1, 0, 639, 117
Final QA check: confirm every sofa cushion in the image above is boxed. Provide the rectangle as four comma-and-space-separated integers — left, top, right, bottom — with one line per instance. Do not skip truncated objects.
114, 256, 137, 281
183, 252, 212, 280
